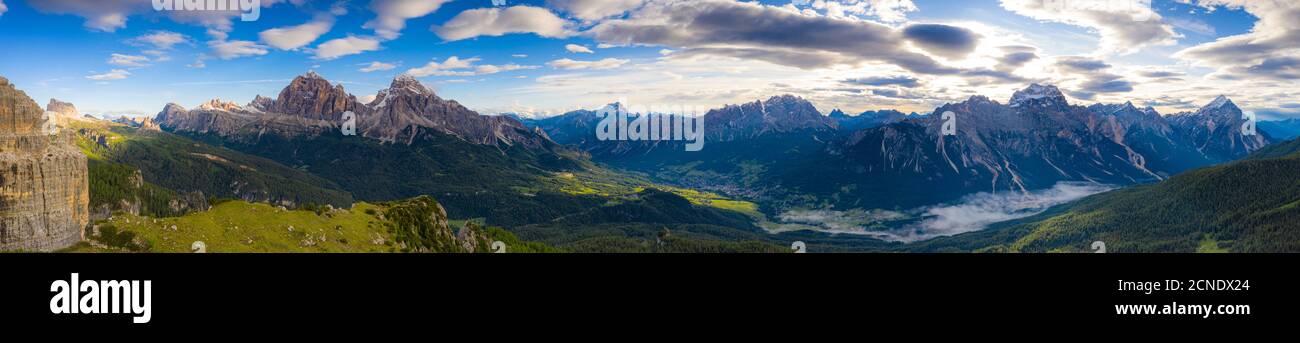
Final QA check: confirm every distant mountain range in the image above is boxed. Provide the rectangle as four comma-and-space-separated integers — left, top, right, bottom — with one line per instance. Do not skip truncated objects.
829, 108, 922, 131
526, 84, 1274, 213
1261, 118, 1300, 140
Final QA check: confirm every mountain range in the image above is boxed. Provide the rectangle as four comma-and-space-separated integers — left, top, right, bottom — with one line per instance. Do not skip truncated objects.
157, 72, 552, 149
1260, 118, 1300, 140
526, 84, 1273, 214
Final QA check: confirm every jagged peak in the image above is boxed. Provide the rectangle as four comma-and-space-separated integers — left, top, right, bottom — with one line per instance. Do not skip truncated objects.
1203, 95, 1235, 111
46, 98, 78, 115
1010, 83, 1067, 107
198, 98, 242, 111
302, 70, 324, 79
388, 73, 432, 95
829, 108, 848, 118
765, 94, 806, 104
393, 73, 418, 83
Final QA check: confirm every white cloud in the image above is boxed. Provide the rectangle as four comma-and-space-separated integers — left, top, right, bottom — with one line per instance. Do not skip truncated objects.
260, 16, 334, 50
587, 0, 969, 74
773, 182, 1113, 242
408, 57, 478, 77
474, 64, 538, 74
546, 0, 644, 21
565, 44, 594, 54
209, 40, 270, 60
547, 58, 629, 70
1174, 0, 1300, 81
0, 1, 8, 18
513, 54, 529, 58
86, 69, 131, 81
407, 56, 538, 77
313, 36, 381, 60
27, 0, 144, 32
999, 0, 1178, 55
108, 53, 150, 67
359, 61, 397, 72
131, 31, 189, 50
365, 0, 451, 40
434, 5, 570, 41
793, 0, 919, 23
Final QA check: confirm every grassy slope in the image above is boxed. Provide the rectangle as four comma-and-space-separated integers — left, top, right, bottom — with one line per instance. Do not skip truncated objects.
93, 201, 391, 253
71, 120, 355, 216
78, 199, 554, 253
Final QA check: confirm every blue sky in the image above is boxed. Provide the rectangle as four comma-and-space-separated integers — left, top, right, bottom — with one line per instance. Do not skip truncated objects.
0, 0, 1295, 119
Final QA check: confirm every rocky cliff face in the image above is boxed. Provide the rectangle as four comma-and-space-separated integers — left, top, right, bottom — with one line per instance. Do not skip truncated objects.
268, 71, 361, 121
361, 74, 547, 148
0, 77, 90, 251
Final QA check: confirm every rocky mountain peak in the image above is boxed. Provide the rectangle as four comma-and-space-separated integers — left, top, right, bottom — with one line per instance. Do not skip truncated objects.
1, 77, 45, 135
387, 74, 433, 96
198, 98, 242, 111
1200, 95, 1237, 113
269, 71, 359, 121
46, 98, 79, 118
248, 95, 274, 112
966, 95, 994, 104
1009, 83, 1067, 108
829, 108, 848, 118
765, 94, 804, 104
702, 94, 835, 141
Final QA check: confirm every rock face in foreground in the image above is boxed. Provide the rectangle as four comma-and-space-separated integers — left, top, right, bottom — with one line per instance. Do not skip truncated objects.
0, 77, 90, 251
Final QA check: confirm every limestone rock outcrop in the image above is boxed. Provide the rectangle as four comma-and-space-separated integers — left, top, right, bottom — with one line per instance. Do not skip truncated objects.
0, 77, 90, 251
